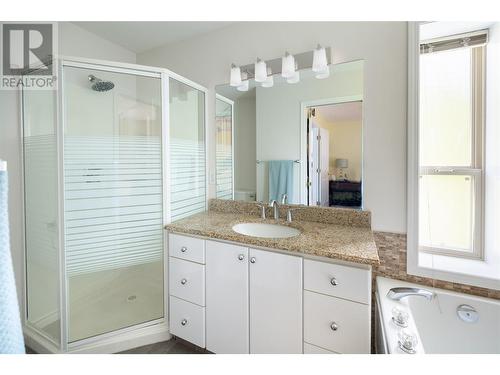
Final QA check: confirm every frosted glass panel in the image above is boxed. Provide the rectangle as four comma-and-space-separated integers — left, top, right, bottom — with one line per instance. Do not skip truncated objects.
63, 66, 163, 342
419, 48, 472, 167
215, 98, 233, 199
23, 88, 61, 344
419, 174, 474, 252
170, 79, 206, 221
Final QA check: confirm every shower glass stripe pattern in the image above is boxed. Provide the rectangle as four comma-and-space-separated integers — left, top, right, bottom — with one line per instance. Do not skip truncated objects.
22, 58, 207, 352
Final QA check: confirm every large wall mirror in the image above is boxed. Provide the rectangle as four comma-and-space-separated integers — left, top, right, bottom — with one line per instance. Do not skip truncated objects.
215, 60, 364, 209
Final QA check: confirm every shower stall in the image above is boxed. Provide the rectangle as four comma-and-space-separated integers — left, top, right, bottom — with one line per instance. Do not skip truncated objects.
21, 57, 207, 353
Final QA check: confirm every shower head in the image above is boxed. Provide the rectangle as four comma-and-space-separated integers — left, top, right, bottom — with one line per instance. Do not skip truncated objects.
88, 74, 115, 92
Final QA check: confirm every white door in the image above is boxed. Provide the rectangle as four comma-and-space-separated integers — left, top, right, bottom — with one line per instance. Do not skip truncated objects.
249, 248, 303, 353
310, 126, 320, 206
206, 241, 249, 353
318, 128, 330, 207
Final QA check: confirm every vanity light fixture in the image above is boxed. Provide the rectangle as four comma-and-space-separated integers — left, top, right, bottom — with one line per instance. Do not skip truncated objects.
315, 66, 330, 79
254, 58, 268, 83
262, 75, 274, 88
312, 44, 328, 72
262, 66, 274, 88
286, 70, 300, 84
230, 64, 242, 87
281, 52, 296, 78
313, 44, 330, 79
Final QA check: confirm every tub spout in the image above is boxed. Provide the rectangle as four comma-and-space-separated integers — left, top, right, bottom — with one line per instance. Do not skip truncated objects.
387, 287, 434, 301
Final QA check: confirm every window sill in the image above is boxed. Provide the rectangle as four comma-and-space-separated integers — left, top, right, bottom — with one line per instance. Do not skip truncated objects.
412, 252, 500, 290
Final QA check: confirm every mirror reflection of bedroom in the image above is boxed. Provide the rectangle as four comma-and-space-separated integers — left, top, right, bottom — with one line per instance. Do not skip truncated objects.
306, 101, 363, 208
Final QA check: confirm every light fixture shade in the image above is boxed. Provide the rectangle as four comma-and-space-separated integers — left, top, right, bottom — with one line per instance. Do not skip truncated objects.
262, 75, 274, 88
312, 45, 328, 73
315, 66, 330, 79
335, 158, 348, 168
281, 53, 296, 78
254, 59, 268, 83
286, 71, 300, 84
236, 80, 249, 92
230, 65, 242, 87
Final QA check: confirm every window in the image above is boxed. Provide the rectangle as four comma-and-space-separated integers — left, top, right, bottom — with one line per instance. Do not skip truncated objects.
418, 36, 485, 258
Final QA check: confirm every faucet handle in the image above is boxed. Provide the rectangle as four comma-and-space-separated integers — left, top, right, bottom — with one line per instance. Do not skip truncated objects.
256, 202, 267, 219
286, 208, 299, 222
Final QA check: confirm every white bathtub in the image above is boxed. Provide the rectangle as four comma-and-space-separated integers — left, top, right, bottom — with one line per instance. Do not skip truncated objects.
376, 276, 500, 354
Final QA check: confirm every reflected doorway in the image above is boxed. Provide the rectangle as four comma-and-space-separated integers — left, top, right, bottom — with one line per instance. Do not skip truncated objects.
305, 100, 363, 208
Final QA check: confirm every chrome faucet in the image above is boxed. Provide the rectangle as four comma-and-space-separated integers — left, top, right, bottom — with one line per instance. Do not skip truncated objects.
387, 287, 434, 301
269, 200, 280, 220
281, 194, 288, 204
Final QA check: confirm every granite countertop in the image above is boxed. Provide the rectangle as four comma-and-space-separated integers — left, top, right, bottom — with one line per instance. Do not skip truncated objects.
165, 211, 379, 266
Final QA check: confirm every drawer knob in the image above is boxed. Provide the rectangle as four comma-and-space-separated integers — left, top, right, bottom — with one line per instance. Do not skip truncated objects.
330, 322, 339, 331
330, 277, 338, 286
238, 254, 245, 261
180, 278, 187, 285
180, 246, 187, 253
181, 319, 188, 326
250, 257, 256, 264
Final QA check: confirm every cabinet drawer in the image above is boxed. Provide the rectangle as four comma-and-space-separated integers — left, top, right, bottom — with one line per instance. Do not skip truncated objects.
169, 233, 205, 264
304, 342, 337, 354
304, 259, 370, 304
169, 296, 205, 348
169, 257, 205, 306
304, 290, 370, 354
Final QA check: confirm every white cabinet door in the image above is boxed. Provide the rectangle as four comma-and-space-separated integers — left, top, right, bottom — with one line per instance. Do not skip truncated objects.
249, 248, 303, 353
206, 241, 249, 353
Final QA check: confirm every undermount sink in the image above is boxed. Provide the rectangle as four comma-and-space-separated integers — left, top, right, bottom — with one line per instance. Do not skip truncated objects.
232, 222, 301, 239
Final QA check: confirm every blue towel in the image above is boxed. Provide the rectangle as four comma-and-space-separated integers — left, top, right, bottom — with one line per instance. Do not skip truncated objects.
268, 160, 294, 203
0, 170, 25, 354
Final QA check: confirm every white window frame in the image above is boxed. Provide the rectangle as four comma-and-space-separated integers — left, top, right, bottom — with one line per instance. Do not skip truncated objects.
418, 43, 485, 259
406, 22, 499, 290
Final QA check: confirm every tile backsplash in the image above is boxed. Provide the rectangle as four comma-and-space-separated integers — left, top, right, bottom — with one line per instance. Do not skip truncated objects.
373, 231, 500, 300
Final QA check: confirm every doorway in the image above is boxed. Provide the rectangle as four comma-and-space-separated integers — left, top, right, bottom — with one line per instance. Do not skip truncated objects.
303, 99, 363, 208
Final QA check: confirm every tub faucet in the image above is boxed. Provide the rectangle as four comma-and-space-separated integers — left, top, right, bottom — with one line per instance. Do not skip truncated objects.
387, 287, 434, 301
269, 200, 280, 220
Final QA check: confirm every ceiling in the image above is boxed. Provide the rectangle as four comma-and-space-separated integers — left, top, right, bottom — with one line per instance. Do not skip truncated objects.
74, 22, 233, 54
420, 21, 495, 41
316, 101, 362, 123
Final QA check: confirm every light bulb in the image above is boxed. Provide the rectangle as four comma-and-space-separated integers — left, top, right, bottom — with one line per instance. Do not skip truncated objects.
315, 66, 330, 79
236, 80, 249, 92
281, 52, 296, 78
286, 70, 300, 84
230, 64, 242, 87
254, 58, 267, 83
262, 75, 274, 88
312, 44, 328, 73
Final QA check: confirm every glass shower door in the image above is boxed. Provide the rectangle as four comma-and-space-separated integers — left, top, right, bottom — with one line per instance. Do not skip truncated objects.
62, 65, 164, 342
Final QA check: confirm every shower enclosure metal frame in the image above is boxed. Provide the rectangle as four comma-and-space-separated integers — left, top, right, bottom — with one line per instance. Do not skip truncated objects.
20, 56, 209, 353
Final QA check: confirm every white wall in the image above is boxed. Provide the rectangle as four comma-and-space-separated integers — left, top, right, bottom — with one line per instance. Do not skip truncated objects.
0, 22, 136, 312
138, 21, 408, 233
316, 117, 363, 182
484, 22, 500, 275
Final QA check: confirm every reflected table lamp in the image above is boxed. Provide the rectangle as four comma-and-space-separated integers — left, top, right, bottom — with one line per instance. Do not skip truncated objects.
335, 158, 348, 181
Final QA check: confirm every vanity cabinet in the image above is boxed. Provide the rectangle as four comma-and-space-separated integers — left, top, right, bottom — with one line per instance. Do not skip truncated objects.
206, 241, 249, 354
249, 248, 303, 354
168, 233, 371, 354
205, 242, 302, 354
303, 259, 371, 353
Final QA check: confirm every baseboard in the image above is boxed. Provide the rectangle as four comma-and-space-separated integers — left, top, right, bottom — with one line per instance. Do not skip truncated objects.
24, 322, 171, 354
